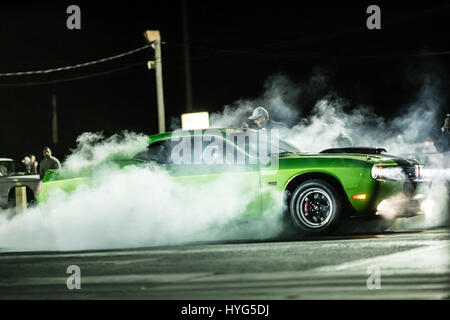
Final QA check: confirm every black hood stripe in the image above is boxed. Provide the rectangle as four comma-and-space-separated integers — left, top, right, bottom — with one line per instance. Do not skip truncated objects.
377, 154, 418, 166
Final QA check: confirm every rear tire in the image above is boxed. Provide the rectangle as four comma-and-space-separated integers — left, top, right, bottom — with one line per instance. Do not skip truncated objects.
289, 179, 343, 235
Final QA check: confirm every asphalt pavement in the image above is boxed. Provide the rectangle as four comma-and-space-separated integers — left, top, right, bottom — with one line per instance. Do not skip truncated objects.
0, 219, 449, 299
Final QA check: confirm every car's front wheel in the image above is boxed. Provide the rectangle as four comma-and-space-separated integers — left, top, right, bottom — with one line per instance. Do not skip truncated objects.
289, 179, 343, 235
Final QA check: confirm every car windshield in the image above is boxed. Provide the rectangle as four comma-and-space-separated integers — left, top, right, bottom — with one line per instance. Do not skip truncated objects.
245, 136, 300, 156
276, 140, 301, 154
0, 160, 16, 176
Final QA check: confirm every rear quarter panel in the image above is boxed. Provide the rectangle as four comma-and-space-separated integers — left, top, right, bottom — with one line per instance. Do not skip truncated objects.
37, 177, 90, 203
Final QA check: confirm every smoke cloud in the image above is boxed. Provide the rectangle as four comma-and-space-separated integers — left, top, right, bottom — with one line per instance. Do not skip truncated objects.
0, 133, 285, 251
61, 131, 149, 175
210, 72, 449, 231
0, 71, 449, 252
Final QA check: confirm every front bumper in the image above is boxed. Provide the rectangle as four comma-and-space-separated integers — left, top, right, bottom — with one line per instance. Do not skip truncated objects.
349, 177, 430, 218
375, 193, 424, 219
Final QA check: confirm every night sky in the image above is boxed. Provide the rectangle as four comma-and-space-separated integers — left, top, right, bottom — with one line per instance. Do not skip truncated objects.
1, 1, 450, 162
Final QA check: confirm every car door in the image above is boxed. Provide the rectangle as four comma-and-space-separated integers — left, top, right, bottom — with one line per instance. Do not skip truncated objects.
137, 134, 263, 219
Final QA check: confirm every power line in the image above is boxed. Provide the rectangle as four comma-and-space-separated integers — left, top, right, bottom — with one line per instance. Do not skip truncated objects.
0, 44, 151, 77
166, 41, 450, 61
0, 61, 147, 87
2, 44, 449, 88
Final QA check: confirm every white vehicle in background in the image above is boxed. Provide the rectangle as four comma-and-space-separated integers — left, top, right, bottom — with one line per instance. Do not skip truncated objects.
0, 158, 40, 209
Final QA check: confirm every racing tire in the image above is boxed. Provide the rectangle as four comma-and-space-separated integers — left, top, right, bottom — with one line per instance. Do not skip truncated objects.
289, 179, 343, 235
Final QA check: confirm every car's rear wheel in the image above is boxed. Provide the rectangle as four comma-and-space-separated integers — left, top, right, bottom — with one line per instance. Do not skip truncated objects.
289, 179, 343, 235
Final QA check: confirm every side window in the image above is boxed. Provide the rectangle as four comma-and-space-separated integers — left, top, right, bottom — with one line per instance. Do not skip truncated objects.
202, 135, 249, 165
133, 140, 172, 164
201, 136, 224, 163
134, 136, 252, 166
176, 135, 239, 165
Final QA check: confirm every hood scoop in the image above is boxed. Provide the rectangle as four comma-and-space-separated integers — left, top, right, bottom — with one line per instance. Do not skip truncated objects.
320, 147, 387, 155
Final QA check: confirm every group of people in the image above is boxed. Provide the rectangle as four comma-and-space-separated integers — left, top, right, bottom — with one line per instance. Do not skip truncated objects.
21, 147, 61, 179
21, 154, 38, 175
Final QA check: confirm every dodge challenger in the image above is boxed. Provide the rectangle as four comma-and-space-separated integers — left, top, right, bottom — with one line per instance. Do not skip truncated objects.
36, 129, 427, 235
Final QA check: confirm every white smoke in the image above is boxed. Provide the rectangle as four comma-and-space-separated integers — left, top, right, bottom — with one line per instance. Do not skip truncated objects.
210, 74, 301, 128
1, 72, 448, 252
211, 72, 449, 230
386, 178, 449, 231
0, 134, 285, 252
61, 131, 149, 174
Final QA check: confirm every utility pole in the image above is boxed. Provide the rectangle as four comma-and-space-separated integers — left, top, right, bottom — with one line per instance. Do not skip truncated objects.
182, 0, 193, 112
52, 94, 58, 145
144, 30, 166, 133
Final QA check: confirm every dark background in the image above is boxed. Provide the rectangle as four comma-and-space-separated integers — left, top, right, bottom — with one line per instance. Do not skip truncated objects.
1, 1, 450, 162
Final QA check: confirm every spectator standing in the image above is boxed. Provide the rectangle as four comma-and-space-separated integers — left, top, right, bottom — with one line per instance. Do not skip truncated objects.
435, 113, 450, 153
21, 156, 33, 174
29, 154, 38, 174
39, 146, 61, 179
243, 106, 286, 130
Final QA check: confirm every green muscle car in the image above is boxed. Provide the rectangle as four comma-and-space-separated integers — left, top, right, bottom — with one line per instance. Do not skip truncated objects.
36, 129, 427, 235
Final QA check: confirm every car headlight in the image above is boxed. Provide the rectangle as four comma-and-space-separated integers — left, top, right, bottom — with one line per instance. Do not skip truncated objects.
371, 165, 385, 179
371, 165, 403, 180
371, 165, 423, 181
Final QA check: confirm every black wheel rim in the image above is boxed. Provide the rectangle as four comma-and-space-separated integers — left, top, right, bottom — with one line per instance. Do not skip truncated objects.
295, 187, 333, 228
